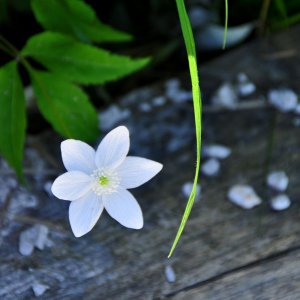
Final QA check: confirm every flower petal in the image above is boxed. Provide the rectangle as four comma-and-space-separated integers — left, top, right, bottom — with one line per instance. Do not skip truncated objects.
69, 190, 104, 237
95, 126, 129, 169
103, 188, 143, 229
51, 171, 92, 201
61, 139, 96, 174
117, 156, 163, 189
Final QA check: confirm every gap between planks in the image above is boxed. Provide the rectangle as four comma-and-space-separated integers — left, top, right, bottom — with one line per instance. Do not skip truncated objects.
164, 244, 300, 298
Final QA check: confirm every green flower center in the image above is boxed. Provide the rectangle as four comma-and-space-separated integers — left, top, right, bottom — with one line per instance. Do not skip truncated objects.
91, 168, 120, 196
99, 176, 109, 186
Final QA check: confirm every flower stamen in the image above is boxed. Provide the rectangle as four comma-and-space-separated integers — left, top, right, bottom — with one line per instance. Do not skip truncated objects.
99, 176, 109, 186
91, 168, 120, 196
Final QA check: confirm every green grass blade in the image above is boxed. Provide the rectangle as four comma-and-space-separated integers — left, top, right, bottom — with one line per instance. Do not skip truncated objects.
272, 12, 300, 29
275, 0, 288, 20
168, 0, 202, 258
223, 0, 228, 49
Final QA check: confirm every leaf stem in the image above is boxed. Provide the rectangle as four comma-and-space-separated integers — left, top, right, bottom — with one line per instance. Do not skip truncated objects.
0, 34, 32, 71
0, 41, 15, 58
0, 35, 19, 56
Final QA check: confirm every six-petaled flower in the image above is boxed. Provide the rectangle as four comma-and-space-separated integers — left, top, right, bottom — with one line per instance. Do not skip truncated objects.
51, 126, 163, 237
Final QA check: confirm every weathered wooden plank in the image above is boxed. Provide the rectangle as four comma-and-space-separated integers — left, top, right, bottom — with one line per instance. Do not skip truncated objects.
172, 248, 300, 300
0, 25, 300, 300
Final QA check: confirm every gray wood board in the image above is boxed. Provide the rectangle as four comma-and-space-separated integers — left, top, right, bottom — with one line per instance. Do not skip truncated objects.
1, 25, 300, 299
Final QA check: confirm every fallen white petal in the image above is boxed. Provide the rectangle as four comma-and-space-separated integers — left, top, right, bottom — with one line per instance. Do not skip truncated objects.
228, 184, 262, 209
117, 156, 163, 189
69, 190, 104, 237
139, 102, 152, 112
237, 73, 248, 83
32, 282, 49, 297
103, 188, 143, 229
268, 89, 298, 112
51, 171, 92, 201
239, 82, 256, 96
99, 105, 131, 131
202, 144, 231, 159
165, 265, 176, 283
267, 171, 289, 192
19, 225, 51, 256
152, 96, 166, 107
201, 158, 220, 177
61, 139, 96, 174
95, 126, 129, 169
211, 83, 238, 109
270, 194, 291, 211
181, 182, 201, 201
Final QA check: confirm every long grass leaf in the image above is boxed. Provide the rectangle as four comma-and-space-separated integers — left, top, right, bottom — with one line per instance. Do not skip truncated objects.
168, 0, 202, 257
223, 0, 228, 49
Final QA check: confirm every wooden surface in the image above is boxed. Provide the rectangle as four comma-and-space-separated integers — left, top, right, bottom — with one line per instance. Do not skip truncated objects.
1, 25, 300, 299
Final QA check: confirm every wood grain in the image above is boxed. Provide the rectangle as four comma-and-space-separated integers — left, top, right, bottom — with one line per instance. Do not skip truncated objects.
1, 25, 300, 300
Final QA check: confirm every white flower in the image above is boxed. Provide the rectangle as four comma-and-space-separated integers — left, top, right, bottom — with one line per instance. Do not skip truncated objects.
51, 126, 163, 237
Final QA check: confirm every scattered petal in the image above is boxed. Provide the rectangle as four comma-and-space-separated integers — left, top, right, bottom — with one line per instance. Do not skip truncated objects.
211, 83, 238, 109
152, 96, 166, 107
69, 190, 104, 237
267, 171, 289, 192
239, 82, 256, 97
139, 102, 152, 112
189, 6, 213, 28
117, 156, 163, 189
201, 158, 220, 177
268, 89, 298, 112
171, 90, 192, 103
228, 185, 262, 209
19, 225, 51, 256
202, 144, 231, 159
165, 78, 180, 91
103, 188, 143, 229
165, 265, 176, 283
61, 139, 96, 174
237, 73, 248, 83
99, 105, 131, 131
196, 22, 254, 50
95, 126, 129, 169
181, 182, 201, 201
43, 180, 53, 197
165, 78, 192, 103
32, 282, 49, 297
270, 194, 291, 211
51, 171, 92, 201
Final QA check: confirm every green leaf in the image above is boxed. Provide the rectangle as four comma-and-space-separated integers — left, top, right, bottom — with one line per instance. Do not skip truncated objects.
31, 0, 132, 43
168, 0, 202, 257
22, 32, 150, 85
29, 69, 99, 141
0, 61, 26, 180
223, 0, 228, 49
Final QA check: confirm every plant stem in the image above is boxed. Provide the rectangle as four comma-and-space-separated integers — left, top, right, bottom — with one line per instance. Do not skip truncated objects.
0, 34, 19, 56
0, 34, 33, 74
259, 0, 271, 33
0, 41, 15, 58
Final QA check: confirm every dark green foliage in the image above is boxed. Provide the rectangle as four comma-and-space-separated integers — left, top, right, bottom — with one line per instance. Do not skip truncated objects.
22, 32, 150, 85
30, 70, 99, 141
0, 0, 148, 179
0, 61, 26, 180
31, 0, 132, 43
